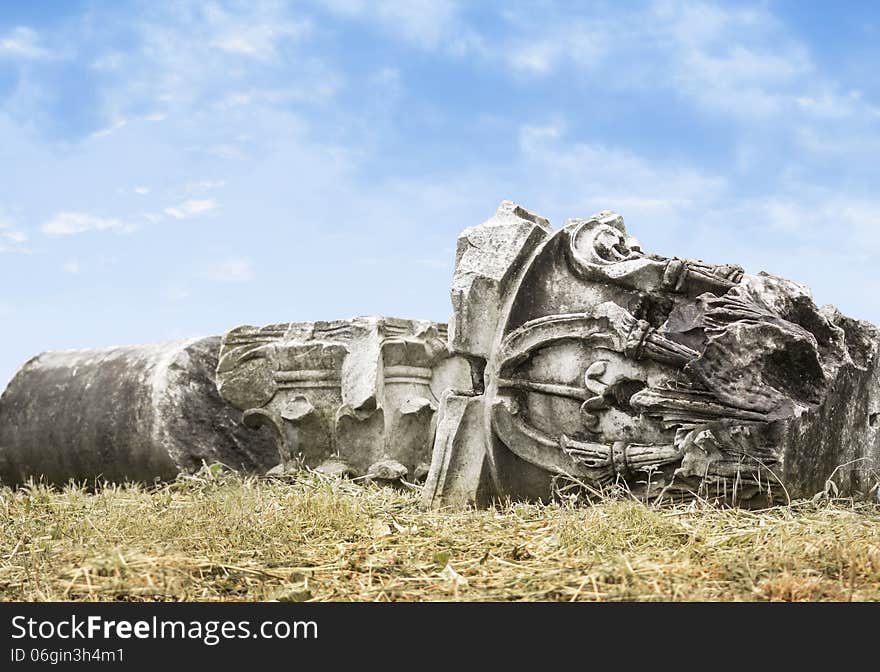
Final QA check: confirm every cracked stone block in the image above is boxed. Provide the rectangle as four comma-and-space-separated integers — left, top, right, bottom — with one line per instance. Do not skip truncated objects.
421, 391, 495, 509
449, 200, 552, 361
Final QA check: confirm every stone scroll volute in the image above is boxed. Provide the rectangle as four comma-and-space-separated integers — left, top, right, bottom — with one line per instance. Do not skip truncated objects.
423, 201, 880, 509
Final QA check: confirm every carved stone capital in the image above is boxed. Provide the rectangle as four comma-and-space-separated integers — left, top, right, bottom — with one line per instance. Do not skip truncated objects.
217, 316, 472, 479
425, 201, 880, 508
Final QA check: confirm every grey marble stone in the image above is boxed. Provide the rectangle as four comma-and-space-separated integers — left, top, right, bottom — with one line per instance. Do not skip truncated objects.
216, 316, 473, 480
424, 202, 880, 508
3, 201, 877, 507
0, 337, 277, 485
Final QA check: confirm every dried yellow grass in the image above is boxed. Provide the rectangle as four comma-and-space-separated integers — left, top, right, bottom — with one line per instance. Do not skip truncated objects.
1, 468, 879, 602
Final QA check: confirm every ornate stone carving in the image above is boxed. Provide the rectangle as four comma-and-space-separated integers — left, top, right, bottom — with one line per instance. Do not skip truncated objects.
423, 201, 880, 508
2, 200, 878, 506
216, 316, 472, 480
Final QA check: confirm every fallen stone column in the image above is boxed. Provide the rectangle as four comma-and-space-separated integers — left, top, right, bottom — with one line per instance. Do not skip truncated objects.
216, 316, 473, 481
0, 337, 278, 486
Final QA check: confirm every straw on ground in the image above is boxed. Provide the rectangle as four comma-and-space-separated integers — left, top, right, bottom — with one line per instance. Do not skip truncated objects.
2, 468, 879, 601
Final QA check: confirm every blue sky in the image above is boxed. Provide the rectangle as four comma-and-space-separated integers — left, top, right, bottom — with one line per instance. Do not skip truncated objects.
1, 0, 879, 389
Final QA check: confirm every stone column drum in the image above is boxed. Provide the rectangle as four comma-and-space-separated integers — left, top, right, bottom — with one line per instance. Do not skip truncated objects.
0, 337, 277, 485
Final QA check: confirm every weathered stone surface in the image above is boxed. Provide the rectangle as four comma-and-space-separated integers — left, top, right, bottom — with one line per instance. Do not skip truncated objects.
0, 337, 277, 485
366, 458, 409, 483
421, 392, 495, 509
449, 200, 552, 362
216, 316, 473, 479
424, 202, 880, 509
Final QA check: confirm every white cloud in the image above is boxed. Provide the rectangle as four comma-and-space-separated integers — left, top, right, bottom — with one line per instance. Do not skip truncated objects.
792, 124, 880, 160
516, 123, 726, 225
491, 2, 816, 122
62, 260, 81, 274
90, 113, 166, 139
210, 19, 311, 60
2, 230, 28, 244
134, 186, 150, 195
794, 89, 880, 120
217, 82, 340, 108
684, 44, 810, 84
507, 42, 562, 76
163, 199, 217, 220
0, 213, 29, 251
205, 144, 248, 160
41, 212, 136, 236
519, 123, 562, 145
743, 196, 880, 254
669, 39, 811, 118
412, 257, 451, 269
501, 19, 608, 75
184, 180, 225, 193
71, 2, 328, 139
90, 51, 123, 71
373, 0, 459, 49
90, 118, 129, 138
320, 0, 477, 53
0, 27, 52, 60
165, 285, 192, 301
198, 257, 254, 283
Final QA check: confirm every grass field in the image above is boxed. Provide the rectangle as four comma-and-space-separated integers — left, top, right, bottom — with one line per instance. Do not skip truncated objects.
2, 468, 879, 602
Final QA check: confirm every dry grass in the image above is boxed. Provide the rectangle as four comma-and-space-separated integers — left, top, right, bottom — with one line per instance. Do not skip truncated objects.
2, 468, 879, 602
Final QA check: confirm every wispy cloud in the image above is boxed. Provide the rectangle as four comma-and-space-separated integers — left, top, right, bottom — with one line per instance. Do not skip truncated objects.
90, 118, 129, 138
516, 123, 727, 225
0, 27, 53, 60
1, 0, 880, 389
163, 199, 217, 220
506, 29, 606, 75
198, 257, 254, 283
0, 216, 28, 245
217, 82, 340, 108
2, 230, 28, 244
491, 2, 813, 116
205, 144, 248, 160
183, 180, 225, 193
320, 0, 472, 52
0, 213, 29, 252
794, 89, 879, 119
62, 259, 81, 274
739, 195, 880, 255
165, 285, 192, 301
41, 212, 136, 236
412, 257, 452, 269
210, 19, 311, 60
95, 2, 324, 119
89, 113, 166, 139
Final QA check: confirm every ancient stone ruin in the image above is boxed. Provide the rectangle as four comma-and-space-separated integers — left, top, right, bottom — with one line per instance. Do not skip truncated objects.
2, 201, 879, 508
425, 202, 880, 508
0, 338, 278, 484
215, 316, 471, 481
